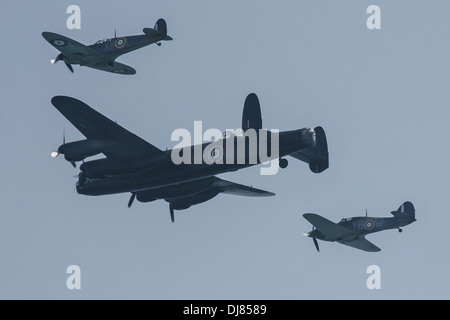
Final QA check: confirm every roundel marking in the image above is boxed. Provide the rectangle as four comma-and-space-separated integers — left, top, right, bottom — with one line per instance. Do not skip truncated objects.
114, 37, 127, 49
52, 39, 67, 47
211, 148, 220, 158
208, 147, 223, 162
364, 219, 375, 231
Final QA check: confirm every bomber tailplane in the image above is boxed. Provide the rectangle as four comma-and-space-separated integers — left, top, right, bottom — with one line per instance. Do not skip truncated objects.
290, 126, 329, 173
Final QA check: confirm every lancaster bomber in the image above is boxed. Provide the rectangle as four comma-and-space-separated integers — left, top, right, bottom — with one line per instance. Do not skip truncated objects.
50, 93, 329, 222
42, 18, 172, 75
303, 201, 416, 252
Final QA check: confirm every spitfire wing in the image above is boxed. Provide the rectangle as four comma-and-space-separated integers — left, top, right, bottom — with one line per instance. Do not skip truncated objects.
213, 178, 275, 197
88, 61, 136, 75
51, 96, 164, 161
303, 213, 353, 241
339, 237, 381, 252
42, 32, 100, 61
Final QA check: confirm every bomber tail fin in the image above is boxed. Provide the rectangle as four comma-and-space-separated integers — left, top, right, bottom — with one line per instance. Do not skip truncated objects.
143, 18, 173, 41
242, 93, 262, 131
290, 126, 329, 173
391, 201, 416, 220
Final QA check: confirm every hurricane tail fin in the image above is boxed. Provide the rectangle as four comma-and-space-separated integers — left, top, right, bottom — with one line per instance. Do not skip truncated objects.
391, 201, 415, 219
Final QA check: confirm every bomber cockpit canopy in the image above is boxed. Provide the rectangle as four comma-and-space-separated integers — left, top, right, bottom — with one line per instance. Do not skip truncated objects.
222, 129, 244, 139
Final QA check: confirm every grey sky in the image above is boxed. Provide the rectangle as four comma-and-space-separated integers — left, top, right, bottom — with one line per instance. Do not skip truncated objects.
0, 0, 449, 299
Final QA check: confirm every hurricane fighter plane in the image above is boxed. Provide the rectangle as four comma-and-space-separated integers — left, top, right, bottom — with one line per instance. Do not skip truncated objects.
303, 201, 416, 252
50, 93, 329, 222
42, 18, 172, 75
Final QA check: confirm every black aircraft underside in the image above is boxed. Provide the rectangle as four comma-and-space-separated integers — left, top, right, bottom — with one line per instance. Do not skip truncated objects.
51, 93, 329, 222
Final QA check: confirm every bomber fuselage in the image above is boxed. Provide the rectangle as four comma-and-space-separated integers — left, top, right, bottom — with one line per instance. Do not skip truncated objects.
76, 128, 315, 196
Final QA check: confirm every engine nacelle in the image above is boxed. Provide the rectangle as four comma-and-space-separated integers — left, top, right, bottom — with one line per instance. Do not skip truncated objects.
80, 154, 168, 178
57, 139, 115, 162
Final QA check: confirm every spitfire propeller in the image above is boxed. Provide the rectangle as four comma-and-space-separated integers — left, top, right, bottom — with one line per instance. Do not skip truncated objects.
50, 53, 74, 73
312, 236, 320, 252
303, 225, 319, 252
311, 226, 320, 252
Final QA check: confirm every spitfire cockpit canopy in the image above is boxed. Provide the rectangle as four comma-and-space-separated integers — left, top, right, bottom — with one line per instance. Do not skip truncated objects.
94, 38, 111, 45
340, 217, 352, 223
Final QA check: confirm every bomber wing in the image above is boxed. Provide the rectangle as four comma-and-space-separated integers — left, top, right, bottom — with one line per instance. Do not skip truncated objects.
51, 96, 164, 161
339, 237, 381, 252
42, 32, 100, 62
213, 178, 275, 197
303, 213, 353, 241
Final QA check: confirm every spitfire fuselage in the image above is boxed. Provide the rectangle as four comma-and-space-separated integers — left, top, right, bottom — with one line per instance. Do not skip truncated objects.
90, 35, 158, 60
61, 34, 162, 66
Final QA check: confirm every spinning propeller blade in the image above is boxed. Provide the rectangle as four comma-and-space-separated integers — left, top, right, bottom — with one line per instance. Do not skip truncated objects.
128, 193, 136, 208
169, 204, 175, 223
65, 63, 74, 73
311, 225, 319, 252
313, 237, 320, 252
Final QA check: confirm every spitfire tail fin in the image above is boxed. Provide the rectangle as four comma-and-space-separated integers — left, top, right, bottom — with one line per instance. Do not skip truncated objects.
154, 18, 167, 36
143, 18, 173, 41
391, 201, 415, 219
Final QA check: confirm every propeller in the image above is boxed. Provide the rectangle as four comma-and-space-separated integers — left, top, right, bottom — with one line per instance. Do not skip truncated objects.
51, 127, 65, 158
311, 225, 320, 252
313, 237, 320, 252
128, 193, 136, 208
50, 53, 63, 65
51, 128, 76, 168
65, 62, 74, 73
169, 204, 175, 223
50, 53, 74, 73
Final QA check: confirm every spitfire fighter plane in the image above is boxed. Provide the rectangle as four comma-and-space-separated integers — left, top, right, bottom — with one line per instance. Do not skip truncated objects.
50, 93, 329, 222
42, 18, 172, 75
303, 201, 416, 252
